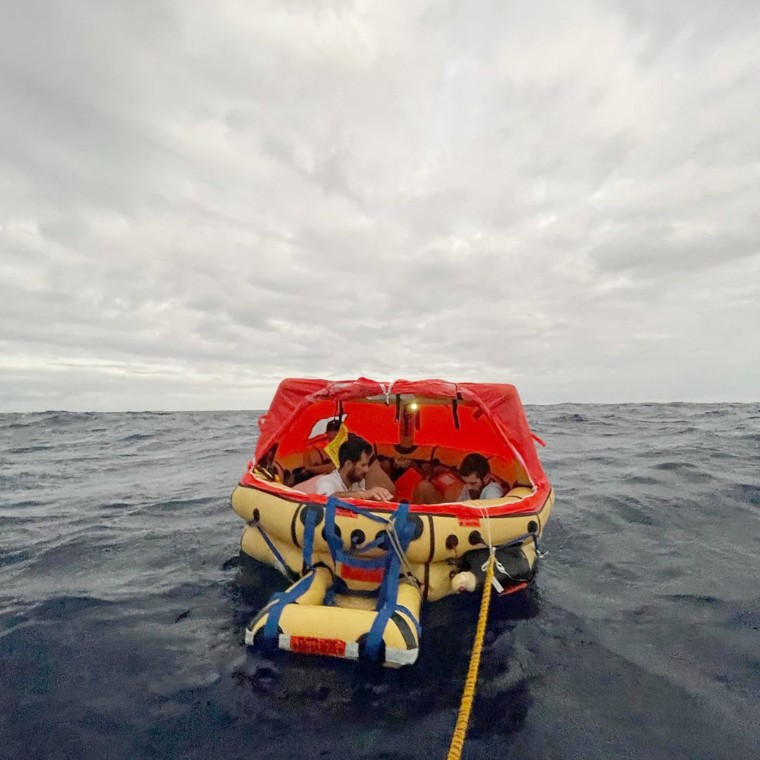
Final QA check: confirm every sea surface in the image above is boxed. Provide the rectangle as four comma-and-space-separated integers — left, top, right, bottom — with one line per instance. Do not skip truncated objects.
1, 404, 758, 760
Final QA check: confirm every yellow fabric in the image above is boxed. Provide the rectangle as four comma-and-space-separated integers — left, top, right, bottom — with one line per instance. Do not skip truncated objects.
446, 551, 495, 760
323, 423, 349, 468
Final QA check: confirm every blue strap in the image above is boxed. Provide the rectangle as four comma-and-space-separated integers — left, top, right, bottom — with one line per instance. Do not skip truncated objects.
322, 575, 345, 607
301, 507, 318, 570
252, 523, 290, 576
262, 571, 318, 642
320, 499, 417, 661
348, 533, 388, 555
378, 501, 415, 607
394, 501, 416, 551
324, 576, 385, 606
340, 553, 388, 570
323, 496, 345, 563
506, 532, 536, 547
365, 502, 415, 660
365, 551, 400, 659
324, 497, 390, 570
504, 532, 543, 557
395, 604, 422, 636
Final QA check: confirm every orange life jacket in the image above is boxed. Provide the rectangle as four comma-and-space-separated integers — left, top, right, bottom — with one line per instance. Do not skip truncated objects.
394, 467, 423, 502
431, 469, 461, 495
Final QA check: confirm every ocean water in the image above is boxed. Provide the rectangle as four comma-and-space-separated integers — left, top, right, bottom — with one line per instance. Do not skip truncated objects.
1, 404, 758, 760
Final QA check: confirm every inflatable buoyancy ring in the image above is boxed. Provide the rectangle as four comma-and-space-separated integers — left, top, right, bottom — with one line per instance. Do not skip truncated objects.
246, 567, 422, 667
232, 483, 552, 568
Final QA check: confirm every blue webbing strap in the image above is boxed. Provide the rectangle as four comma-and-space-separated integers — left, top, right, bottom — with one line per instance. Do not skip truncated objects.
301, 507, 318, 571
395, 603, 422, 636
365, 551, 401, 659
251, 522, 290, 576
319, 496, 392, 607
337, 553, 387, 570
364, 502, 416, 660
324, 496, 389, 570
507, 531, 537, 547
348, 533, 388, 555
320, 498, 418, 660
324, 496, 347, 564
262, 571, 318, 643
323, 576, 389, 607
505, 531, 544, 558
322, 575, 346, 607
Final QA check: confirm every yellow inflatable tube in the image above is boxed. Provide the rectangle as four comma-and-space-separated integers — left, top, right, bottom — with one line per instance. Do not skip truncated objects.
232, 483, 554, 570
246, 567, 422, 667
240, 524, 483, 603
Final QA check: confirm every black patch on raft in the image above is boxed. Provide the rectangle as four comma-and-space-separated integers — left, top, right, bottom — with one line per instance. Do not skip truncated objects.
469, 530, 483, 546
350, 529, 365, 546
390, 612, 418, 649
321, 524, 341, 540
299, 503, 325, 526
427, 515, 436, 563
461, 546, 533, 583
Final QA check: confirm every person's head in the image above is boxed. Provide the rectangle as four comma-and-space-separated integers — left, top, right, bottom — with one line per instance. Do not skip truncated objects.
459, 453, 491, 498
325, 419, 341, 442
338, 435, 373, 483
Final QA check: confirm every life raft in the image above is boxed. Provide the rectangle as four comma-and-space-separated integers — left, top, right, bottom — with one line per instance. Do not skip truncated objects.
231, 377, 554, 667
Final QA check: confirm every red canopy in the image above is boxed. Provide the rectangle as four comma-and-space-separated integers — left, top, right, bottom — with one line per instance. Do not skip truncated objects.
254, 377, 548, 489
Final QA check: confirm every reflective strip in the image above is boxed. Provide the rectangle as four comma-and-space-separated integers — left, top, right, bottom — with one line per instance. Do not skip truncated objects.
278, 635, 359, 660
385, 647, 419, 666
249, 633, 418, 666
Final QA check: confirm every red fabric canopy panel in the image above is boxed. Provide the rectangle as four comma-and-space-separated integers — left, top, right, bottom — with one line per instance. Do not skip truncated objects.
253, 378, 548, 489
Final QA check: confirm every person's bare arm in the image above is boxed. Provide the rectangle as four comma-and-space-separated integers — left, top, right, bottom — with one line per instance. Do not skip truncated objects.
303, 447, 334, 475
332, 486, 393, 501
365, 459, 396, 497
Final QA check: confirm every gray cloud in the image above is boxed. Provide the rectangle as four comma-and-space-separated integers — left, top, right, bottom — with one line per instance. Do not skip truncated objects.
1, 0, 758, 411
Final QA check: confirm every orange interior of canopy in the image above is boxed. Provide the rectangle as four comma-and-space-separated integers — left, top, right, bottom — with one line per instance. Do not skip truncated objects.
275, 398, 512, 460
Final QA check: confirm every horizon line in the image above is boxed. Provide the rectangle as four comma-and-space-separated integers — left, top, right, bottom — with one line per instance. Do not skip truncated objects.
1, 399, 758, 415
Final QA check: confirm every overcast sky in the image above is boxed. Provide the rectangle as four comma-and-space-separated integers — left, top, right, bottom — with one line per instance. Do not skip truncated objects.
1, 0, 758, 412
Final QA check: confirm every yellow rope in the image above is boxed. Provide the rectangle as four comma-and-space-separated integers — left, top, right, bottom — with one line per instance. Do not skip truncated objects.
446, 551, 495, 760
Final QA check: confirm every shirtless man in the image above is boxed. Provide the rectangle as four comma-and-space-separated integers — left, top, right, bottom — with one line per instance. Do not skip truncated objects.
303, 419, 341, 476
315, 435, 392, 501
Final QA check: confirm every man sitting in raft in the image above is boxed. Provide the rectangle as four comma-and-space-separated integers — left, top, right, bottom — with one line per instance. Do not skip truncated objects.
315, 435, 393, 502
302, 418, 341, 477
458, 453, 504, 500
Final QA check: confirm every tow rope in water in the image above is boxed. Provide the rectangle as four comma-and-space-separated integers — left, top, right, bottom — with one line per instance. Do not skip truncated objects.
445, 549, 496, 760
